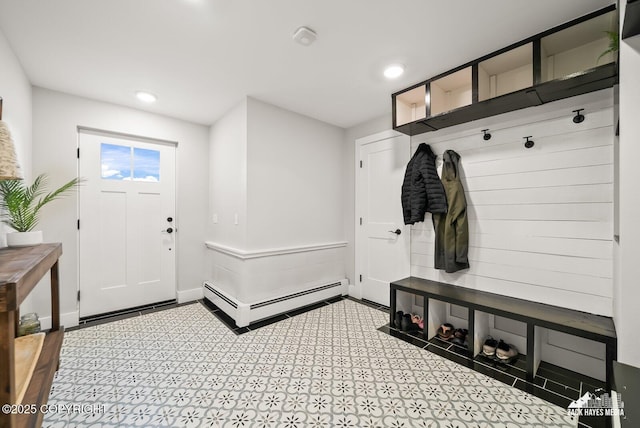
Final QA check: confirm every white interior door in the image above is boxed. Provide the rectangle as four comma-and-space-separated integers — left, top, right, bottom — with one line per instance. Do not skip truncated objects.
78, 130, 176, 317
355, 131, 411, 306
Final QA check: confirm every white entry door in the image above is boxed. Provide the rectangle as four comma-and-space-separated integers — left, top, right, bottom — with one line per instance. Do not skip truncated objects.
355, 131, 411, 306
78, 130, 176, 317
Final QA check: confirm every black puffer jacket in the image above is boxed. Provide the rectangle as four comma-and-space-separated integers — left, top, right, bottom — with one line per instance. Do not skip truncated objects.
401, 143, 447, 225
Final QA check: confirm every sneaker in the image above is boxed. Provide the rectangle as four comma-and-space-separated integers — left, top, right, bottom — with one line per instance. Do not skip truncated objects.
482, 336, 498, 356
411, 314, 424, 330
495, 340, 518, 363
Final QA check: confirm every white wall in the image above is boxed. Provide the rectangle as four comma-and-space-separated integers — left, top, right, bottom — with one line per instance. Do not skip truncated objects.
246, 97, 345, 249
410, 90, 614, 317
0, 29, 32, 246
616, 2, 640, 368
208, 99, 248, 249
205, 97, 348, 311
30, 87, 209, 325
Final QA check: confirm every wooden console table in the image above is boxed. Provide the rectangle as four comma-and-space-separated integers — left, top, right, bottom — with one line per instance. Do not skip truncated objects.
0, 243, 64, 428
390, 276, 617, 389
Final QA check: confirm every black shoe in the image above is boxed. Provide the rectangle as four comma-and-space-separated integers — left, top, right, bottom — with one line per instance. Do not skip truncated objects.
394, 311, 404, 329
451, 328, 468, 347
401, 314, 419, 332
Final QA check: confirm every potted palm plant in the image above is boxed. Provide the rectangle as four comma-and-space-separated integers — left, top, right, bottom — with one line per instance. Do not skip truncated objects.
0, 173, 81, 246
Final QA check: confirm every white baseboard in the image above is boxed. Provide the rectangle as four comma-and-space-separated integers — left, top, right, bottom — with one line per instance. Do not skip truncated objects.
177, 287, 204, 303
39, 311, 80, 330
204, 279, 348, 327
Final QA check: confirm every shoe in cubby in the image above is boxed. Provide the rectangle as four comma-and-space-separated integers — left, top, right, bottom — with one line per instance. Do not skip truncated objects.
481, 336, 498, 357
436, 323, 455, 341
495, 339, 518, 364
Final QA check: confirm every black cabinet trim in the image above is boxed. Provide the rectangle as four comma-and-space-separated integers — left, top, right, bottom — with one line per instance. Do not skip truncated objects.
622, 0, 640, 39
471, 64, 479, 104
533, 39, 542, 86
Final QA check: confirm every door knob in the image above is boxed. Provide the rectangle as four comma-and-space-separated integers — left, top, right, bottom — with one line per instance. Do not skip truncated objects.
162, 227, 174, 234
388, 229, 402, 235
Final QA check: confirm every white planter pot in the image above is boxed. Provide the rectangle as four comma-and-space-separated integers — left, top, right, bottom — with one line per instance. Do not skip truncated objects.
6, 231, 43, 247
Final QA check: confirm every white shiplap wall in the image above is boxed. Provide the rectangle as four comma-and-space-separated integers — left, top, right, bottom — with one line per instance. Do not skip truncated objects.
410, 90, 614, 317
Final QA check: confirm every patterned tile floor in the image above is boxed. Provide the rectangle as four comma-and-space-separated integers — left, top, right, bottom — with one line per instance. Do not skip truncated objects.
44, 299, 578, 427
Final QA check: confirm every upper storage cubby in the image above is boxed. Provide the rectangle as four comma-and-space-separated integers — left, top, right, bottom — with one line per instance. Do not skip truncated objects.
540, 10, 617, 82
393, 5, 618, 136
395, 85, 426, 126
478, 44, 533, 102
430, 67, 472, 116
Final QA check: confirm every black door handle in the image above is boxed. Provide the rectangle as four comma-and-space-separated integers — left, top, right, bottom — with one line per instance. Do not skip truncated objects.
388, 229, 401, 235
162, 227, 174, 234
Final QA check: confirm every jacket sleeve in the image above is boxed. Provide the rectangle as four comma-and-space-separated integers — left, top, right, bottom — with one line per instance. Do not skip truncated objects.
454, 203, 469, 264
401, 159, 414, 225
417, 154, 447, 214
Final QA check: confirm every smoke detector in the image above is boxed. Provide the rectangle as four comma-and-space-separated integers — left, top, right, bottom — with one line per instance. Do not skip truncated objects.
293, 26, 317, 46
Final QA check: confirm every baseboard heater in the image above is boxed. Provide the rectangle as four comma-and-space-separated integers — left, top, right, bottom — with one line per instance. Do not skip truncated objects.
203, 279, 348, 327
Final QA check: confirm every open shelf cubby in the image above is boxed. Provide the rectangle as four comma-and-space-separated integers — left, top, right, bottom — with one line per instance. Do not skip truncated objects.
478, 43, 533, 102
541, 10, 617, 83
430, 67, 472, 116
395, 85, 427, 126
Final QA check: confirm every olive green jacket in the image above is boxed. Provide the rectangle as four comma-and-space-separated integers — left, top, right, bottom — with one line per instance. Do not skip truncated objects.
433, 150, 469, 273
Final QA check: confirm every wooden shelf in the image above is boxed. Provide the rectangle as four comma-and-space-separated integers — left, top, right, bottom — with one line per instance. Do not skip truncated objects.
0, 243, 64, 428
14, 329, 64, 428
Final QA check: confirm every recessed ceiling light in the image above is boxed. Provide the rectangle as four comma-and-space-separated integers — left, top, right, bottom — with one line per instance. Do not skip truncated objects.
384, 64, 405, 79
135, 91, 157, 103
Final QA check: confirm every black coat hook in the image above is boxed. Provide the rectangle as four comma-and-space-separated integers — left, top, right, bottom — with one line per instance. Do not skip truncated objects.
573, 109, 585, 124
481, 129, 491, 141
523, 136, 534, 149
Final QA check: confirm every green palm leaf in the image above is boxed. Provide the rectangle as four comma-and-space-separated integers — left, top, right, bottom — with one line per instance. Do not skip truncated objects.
0, 173, 82, 232
597, 31, 619, 64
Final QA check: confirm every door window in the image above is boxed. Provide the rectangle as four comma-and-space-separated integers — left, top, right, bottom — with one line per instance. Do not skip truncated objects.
133, 147, 160, 182
100, 143, 160, 182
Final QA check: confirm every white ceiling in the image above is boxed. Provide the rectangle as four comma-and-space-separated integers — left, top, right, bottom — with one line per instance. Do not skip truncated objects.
0, 0, 613, 129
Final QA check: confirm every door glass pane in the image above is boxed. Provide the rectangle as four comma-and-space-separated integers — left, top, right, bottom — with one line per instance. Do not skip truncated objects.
133, 148, 160, 182
101, 143, 131, 180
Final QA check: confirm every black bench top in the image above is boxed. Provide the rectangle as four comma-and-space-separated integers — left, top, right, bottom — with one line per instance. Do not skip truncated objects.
391, 276, 616, 343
